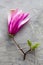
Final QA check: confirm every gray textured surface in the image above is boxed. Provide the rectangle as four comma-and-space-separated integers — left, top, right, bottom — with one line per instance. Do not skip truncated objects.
0, 0, 43, 65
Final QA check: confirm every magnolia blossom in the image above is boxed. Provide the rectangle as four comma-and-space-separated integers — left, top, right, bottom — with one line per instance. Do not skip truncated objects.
8, 9, 30, 35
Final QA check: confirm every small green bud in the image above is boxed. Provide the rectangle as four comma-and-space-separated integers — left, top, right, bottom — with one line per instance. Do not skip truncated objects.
27, 40, 32, 47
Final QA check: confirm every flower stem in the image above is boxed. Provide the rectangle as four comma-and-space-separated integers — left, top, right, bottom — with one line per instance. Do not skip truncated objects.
13, 38, 25, 54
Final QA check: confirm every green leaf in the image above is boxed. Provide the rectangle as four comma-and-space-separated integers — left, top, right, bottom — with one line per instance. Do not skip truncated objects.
27, 40, 32, 47
31, 43, 40, 50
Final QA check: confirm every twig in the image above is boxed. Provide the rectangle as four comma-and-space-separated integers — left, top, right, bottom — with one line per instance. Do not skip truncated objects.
23, 49, 31, 60
25, 49, 31, 54
12, 37, 31, 60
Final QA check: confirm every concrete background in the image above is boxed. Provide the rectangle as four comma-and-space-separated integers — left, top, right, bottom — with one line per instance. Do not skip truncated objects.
0, 0, 43, 65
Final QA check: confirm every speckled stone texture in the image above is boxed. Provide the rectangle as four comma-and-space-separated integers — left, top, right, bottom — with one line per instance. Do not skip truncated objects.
0, 0, 43, 65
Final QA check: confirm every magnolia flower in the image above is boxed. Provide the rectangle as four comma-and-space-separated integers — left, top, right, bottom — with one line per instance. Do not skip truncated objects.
8, 9, 30, 35
8, 9, 40, 60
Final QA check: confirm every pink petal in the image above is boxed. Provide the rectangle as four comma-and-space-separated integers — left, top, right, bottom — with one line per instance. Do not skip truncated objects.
8, 23, 13, 34
8, 9, 18, 33
22, 13, 29, 20
8, 9, 18, 28
8, 9, 17, 25
18, 13, 29, 23
11, 10, 22, 23
10, 9, 18, 22
18, 17, 30, 29
11, 10, 23, 28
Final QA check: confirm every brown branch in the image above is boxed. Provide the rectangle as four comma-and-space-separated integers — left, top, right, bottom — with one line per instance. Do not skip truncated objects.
25, 49, 31, 54
23, 49, 31, 60
23, 53, 26, 60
